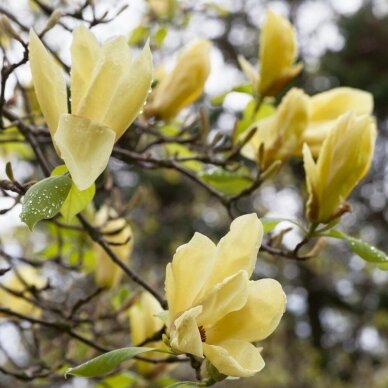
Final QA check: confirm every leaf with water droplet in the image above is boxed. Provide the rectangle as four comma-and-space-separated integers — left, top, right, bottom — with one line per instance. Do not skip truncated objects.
20, 176, 72, 230
326, 229, 388, 269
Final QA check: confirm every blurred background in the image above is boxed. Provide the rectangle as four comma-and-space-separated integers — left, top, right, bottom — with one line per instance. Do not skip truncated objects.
0, 0, 387, 387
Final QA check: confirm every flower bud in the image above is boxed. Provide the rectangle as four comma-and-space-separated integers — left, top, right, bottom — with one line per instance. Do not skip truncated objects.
147, 39, 211, 120
259, 10, 302, 96
93, 207, 133, 288
303, 112, 376, 224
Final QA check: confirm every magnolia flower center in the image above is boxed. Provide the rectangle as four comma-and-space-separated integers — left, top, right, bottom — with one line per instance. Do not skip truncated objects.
198, 325, 207, 342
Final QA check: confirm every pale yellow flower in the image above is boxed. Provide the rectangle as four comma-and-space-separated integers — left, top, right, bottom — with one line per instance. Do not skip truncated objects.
303, 87, 373, 156
147, 39, 211, 120
0, 266, 45, 318
165, 214, 286, 378
239, 9, 302, 97
129, 292, 164, 346
303, 112, 376, 224
241, 88, 309, 169
29, 27, 152, 190
259, 10, 302, 96
93, 207, 133, 288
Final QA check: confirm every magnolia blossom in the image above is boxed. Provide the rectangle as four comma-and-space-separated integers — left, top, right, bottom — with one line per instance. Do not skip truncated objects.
303, 112, 376, 224
302, 87, 373, 156
241, 88, 309, 169
165, 214, 286, 378
0, 266, 45, 318
147, 39, 211, 120
239, 9, 302, 97
29, 27, 152, 190
93, 207, 133, 288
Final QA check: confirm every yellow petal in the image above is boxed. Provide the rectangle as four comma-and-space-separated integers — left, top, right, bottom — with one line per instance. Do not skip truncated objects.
93, 207, 133, 288
149, 39, 211, 120
207, 279, 286, 343
129, 292, 164, 345
302, 88, 374, 156
202, 214, 262, 293
170, 306, 203, 357
203, 340, 265, 378
242, 88, 309, 168
165, 232, 216, 323
259, 10, 301, 96
54, 114, 115, 190
197, 270, 249, 328
0, 266, 45, 318
74, 37, 130, 124
238, 55, 259, 91
102, 41, 153, 139
29, 30, 67, 138
309, 87, 373, 122
70, 26, 101, 114
304, 113, 377, 223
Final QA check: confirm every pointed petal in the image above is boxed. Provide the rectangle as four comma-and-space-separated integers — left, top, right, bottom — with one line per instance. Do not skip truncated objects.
54, 114, 115, 190
74, 37, 130, 131
303, 143, 320, 222
170, 306, 203, 357
29, 30, 67, 138
310, 87, 373, 122
203, 340, 265, 378
165, 232, 216, 322
197, 270, 249, 327
207, 279, 286, 343
202, 214, 263, 293
103, 42, 153, 139
70, 26, 100, 114
313, 113, 376, 223
238, 55, 259, 92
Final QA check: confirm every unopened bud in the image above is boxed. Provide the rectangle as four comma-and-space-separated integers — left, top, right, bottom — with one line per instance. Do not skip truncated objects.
0, 15, 24, 44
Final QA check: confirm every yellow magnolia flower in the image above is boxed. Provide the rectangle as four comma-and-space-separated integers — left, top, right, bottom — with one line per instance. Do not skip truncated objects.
303, 112, 376, 224
259, 10, 302, 96
239, 10, 301, 97
303, 87, 373, 156
29, 27, 152, 190
0, 266, 45, 318
93, 207, 133, 288
241, 88, 309, 169
129, 292, 164, 346
146, 39, 211, 120
165, 214, 286, 378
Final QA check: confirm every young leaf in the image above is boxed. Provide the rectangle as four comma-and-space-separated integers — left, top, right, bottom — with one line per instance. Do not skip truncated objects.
20, 175, 72, 230
199, 167, 252, 195
65, 347, 155, 378
261, 218, 282, 233
326, 230, 388, 268
60, 183, 95, 223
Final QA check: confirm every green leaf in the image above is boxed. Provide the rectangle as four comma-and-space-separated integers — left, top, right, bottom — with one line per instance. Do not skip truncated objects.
234, 101, 275, 141
65, 347, 155, 378
199, 167, 252, 195
165, 144, 202, 172
20, 176, 72, 230
51, 164, 95, 222
211, 83, 253, 106
128, 26, 150, 46
261, 218, 282, 233
97, 371, 141, 388
165, 383, 200, 388
60, 183, 95, 223
153, 26, 168, 47
326, 230, 388, 268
